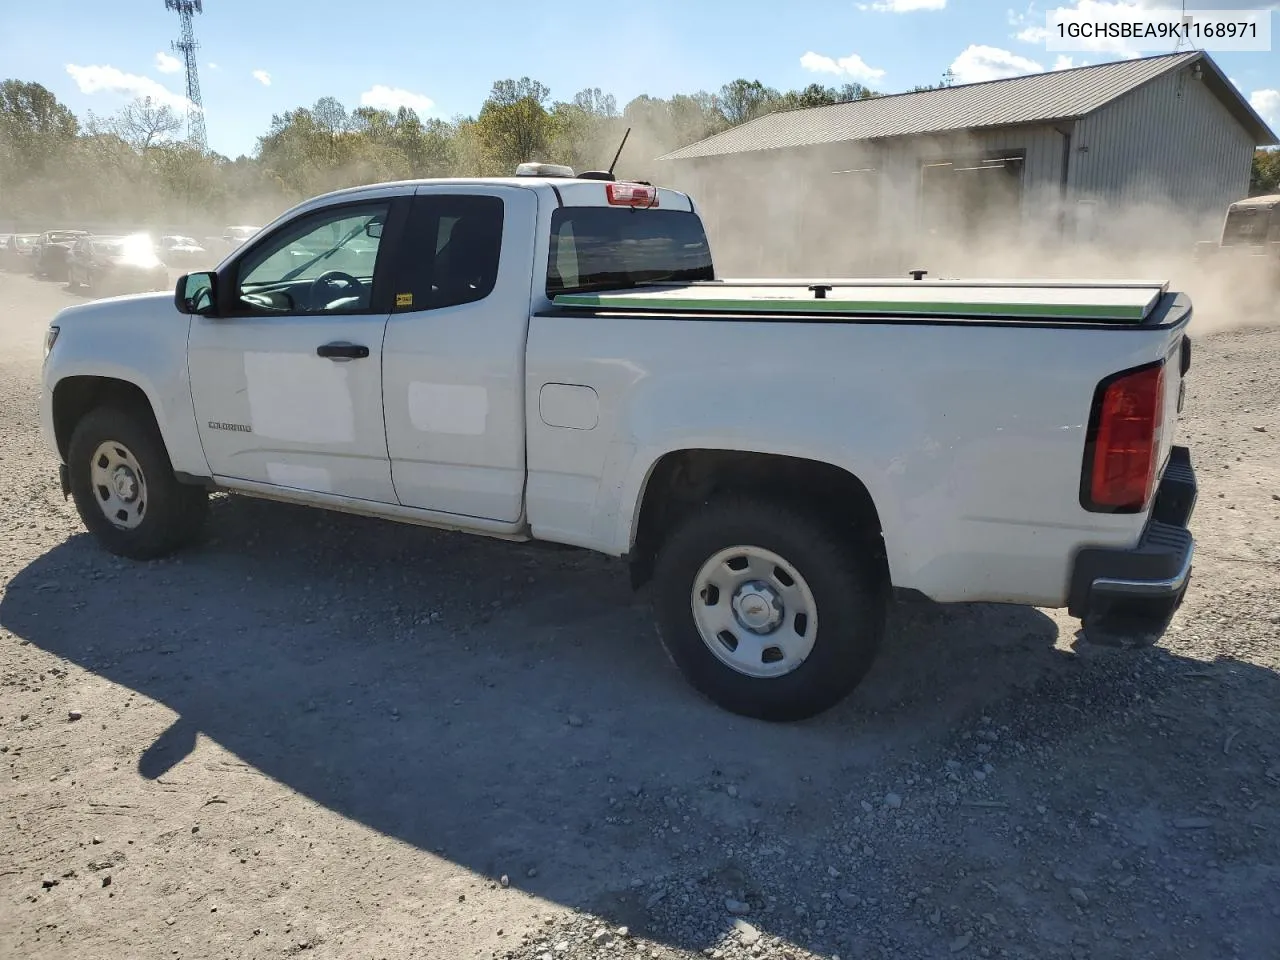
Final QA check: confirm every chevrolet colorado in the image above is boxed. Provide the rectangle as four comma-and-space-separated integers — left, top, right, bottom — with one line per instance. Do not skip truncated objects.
39, 168, 1198, 721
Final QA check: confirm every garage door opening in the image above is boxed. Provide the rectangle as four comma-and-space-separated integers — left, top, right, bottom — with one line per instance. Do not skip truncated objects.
919, 152, 1026, 243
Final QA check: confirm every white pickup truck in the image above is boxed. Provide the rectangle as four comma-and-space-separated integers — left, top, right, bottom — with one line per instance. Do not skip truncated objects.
39, 167, 1199, 721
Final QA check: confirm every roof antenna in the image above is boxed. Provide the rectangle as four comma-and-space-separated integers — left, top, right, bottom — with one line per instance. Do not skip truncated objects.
578, 127, 631, 182
608, 127, 631, 175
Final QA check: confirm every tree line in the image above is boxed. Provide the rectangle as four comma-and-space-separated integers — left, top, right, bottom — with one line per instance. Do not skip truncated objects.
0, 75, 885, 231
2, 74, 1277, 233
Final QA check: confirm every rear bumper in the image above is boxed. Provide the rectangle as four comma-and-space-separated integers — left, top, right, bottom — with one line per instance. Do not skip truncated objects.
1067, 445, 1197, 640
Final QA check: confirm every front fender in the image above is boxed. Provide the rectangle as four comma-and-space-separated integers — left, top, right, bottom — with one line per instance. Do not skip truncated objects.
42, 295, 208, 477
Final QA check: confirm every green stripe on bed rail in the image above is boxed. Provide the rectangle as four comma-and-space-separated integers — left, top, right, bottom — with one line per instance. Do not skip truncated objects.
552, 293, 1148, 321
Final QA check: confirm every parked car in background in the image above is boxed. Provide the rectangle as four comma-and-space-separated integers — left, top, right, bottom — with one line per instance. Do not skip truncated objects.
1, 233, 39, 271
222, 225, 260, 250
31, 230, 90, 281
159, 235, 209, 268
67, 233, 170, 296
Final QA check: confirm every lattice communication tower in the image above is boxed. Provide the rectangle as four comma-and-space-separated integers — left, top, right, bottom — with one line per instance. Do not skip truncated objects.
166, 0, 207, 152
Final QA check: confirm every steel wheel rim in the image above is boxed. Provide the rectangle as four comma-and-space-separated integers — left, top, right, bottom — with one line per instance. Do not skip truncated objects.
89, 440, 148, 530
690, 545, 819, 679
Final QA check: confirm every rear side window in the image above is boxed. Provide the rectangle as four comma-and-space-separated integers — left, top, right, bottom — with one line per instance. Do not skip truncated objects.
547, 207, 714, 297
395, 195, 505, 311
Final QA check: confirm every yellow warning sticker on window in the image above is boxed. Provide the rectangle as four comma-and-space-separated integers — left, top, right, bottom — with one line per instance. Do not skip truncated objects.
396, 292, 413, 308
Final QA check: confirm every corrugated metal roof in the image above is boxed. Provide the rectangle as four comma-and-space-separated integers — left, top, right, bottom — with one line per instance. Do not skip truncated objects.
657, 52, 1251, 161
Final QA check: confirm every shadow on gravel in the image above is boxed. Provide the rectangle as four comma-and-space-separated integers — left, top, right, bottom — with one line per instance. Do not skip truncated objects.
8, 493, 1274, 957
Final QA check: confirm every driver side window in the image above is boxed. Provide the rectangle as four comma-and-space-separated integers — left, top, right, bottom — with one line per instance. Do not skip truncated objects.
234, 201, 390, 316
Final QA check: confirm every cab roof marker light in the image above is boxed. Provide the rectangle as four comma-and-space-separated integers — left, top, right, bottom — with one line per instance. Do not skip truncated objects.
515, 162, 576, 178
606, 181, 659, 208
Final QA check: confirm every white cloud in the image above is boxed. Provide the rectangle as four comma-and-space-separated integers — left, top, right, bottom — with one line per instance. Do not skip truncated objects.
948, 45, 1045, 84
155, 52, 181, 74
359, 84, 434, 114
207, 62, 220, 71
799, 51, 887, 82
252, 69, 271, 86
857, 0, 946, 10
1052, 54, 1077, 70
65, 64, 192, 111
1250, 89, 1280, 130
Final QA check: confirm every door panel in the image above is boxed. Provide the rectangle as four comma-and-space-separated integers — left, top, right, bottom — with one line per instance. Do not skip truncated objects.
188, 198, 399, 503
381, 186, 538, 522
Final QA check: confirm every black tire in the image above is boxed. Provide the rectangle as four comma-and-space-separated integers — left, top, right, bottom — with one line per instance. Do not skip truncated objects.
67, 406, 209, 560
651, 495, 887, 722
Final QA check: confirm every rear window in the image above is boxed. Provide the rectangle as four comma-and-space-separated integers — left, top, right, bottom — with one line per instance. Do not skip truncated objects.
1221, 206, 1272, 245
546, 207, 713, 297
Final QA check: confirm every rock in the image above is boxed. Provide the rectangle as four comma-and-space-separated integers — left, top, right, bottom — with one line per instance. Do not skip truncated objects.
41, 877, 58, 890
1173, 817, 1213, 830
861, 800, 874, 814
616, 927, 629, 938
725, 898, 751, 916
950, 932, 973, 953
828, 866, 841, 878
727, 785, 739, 799
1253, 425, 1267, 433
1069, 887, 1089, 906
499, 874, 510, 888
973, 770, 986, 782
885, 792, 903, 809
591, 929, 614, 947
91, 836, 102, 845
837, 890, 862, 908
102, 875, 112, 888
734, 920, 762, 946
68, 710, 83, 722
527, 867, 538, 878
566, 715, 584, 728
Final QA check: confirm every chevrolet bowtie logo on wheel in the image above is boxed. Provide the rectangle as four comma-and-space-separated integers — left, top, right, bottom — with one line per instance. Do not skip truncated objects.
207, 421, 251, 433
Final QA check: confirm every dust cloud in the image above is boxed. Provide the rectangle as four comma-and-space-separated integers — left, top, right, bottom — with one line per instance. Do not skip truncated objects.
654, 131, 1277, 337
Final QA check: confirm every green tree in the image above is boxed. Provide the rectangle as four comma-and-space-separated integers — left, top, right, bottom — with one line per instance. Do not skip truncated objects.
0, 79, 79, 175
474, 77, 555, 173
1251, 148, 1280, 195
718, 79, 782, 125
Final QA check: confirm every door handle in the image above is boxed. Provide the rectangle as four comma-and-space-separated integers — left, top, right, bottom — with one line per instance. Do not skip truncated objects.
316, 342, 369, 360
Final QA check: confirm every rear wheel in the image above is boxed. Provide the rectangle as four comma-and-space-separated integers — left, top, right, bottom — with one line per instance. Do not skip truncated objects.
67, 406, 209, 560
651, 495, 887, 721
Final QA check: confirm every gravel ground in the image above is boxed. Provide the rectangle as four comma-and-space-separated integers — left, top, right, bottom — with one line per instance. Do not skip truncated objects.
0, 270, 1277, 960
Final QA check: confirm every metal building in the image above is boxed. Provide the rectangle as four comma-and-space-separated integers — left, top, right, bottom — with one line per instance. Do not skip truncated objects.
656, 51, 1277, 276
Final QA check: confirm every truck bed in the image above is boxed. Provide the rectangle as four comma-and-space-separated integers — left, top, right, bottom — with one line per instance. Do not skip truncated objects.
551, 279, 1176, 325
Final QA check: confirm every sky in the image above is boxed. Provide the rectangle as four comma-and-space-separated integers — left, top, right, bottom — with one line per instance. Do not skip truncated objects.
1, 0, 1277, 159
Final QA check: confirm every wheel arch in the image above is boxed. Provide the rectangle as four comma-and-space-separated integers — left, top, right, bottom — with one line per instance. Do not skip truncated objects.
624, 447, 892, 590
52, 375, 163, 464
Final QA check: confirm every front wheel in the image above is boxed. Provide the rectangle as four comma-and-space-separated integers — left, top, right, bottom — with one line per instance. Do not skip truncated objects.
67, 406, 209, 560
652, 496, 887, 722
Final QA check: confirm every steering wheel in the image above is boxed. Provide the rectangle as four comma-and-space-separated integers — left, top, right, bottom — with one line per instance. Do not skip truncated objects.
309, 270, 363, 307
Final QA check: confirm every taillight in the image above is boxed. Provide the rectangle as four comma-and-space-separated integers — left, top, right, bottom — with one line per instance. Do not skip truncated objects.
1081, 362, 1165, 513
606, 182, 659, 208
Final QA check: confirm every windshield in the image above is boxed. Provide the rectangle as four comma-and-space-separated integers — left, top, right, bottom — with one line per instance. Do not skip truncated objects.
546, 206, 714, 296
48, 232, 84, 243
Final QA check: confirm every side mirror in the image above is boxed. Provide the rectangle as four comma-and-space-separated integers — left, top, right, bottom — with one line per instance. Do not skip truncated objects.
175, 271, 218, 316
365, 220, 384, 239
